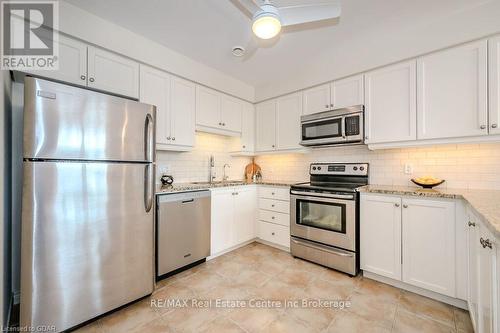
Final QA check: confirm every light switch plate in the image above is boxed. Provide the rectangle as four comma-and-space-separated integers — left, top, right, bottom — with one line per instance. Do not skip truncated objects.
404, 163, 413, 175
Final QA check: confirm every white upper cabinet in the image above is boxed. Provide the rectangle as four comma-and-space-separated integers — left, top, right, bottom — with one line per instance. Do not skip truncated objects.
417, 40, 488, 140
240, 102, 255, 152
489, 35, 500, 135
364, 60, 417, 144
196, 85, 221, 129
401, 198, 456, 297
302, 83, 330, 115
221, 95, 243, 133
256, 100, 277, 151
170, 77, 196, 148
276, 92, 303, 150
140, 65, 195, 150
87, 46, 139, 99
360, 194, 402, 280
331, 74, 364, 109
139, 65, 170, 146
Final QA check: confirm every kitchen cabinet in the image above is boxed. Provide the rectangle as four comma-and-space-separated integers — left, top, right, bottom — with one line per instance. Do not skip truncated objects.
229, 102, 255, 154
360, 195, 402, 280
361, 193, 458, 298
255, 100, 277, 151
140, 65, 195, 150
87, 46, 139, 99
210, 186, 256, 256
417, 40, 488, 140
466, 209, 480, 331
276, 92, 303, 150
401, 198, 456, 297
364, 60, 417, 144
490, 35, 500, 135
302, 75, 364, 115
331, 74, 364, 109
196, 86, 242, 135
256, 186, 290, 249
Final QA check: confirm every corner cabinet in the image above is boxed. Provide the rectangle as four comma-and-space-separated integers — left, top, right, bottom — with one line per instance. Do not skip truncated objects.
140, 65, 195, 151
417, 40, 488, 140
364, 60, 417, 144
230, 102, 255, 154
361, 193, 458, 298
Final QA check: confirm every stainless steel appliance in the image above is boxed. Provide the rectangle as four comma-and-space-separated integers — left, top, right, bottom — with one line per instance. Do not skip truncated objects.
300, 105, 364, 147
290, 163, 369, 276
156, 190, 211, 277
20, 77, 156, 332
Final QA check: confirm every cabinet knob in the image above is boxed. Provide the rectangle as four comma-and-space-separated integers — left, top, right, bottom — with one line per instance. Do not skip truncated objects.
395, 203, 400, 207
403, 204, 408, 208
492, 124, 498, 129
89, 77, 95, 82
325, 104, 329, 109
480, 237, 493, 249
242, 145, 246, 148
271, 216, 275, 219
480, 125, 486, 129
271, 204, 275, 207
167, 137, 171, 140
330, 104, 333, 108
80, 75, 86, 80
222, 123, 226, 126
468, 221, 476, 227
172, 137, 175, 141
271, 192, 275, 195
219, 122, 222, 125
271, 232, 275, 236
365, 136, 369, 140
272, 145, 275, 148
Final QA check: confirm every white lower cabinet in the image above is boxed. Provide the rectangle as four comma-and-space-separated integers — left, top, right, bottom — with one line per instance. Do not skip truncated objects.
466, 207, 498, 333
361, 194, 458, 298
210, 186, 256, 256
256, 186, 290, 248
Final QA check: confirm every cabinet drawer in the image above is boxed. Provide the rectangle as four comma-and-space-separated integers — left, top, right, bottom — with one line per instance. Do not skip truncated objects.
258, 186, 289, 201
259, 198, 290, 214
259, 210, 289, 227
257, 221, 290, 248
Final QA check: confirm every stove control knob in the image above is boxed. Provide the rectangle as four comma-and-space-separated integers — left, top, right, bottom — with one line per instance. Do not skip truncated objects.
360, 166, 365, 171
312, 167, 317, 170
353, 167, 358, 171
318, 167, 322, 171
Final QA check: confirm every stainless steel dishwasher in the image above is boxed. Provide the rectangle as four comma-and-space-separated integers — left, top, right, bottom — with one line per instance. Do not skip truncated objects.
156, 190, 211, 277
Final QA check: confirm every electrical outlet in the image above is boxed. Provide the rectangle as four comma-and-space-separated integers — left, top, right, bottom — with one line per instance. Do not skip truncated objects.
404, 163, 413, 175
158, 165, 170, 175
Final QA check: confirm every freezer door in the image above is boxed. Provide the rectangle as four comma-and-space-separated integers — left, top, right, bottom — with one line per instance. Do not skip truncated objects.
20, 161, 154, 332
23, 77, 155, 162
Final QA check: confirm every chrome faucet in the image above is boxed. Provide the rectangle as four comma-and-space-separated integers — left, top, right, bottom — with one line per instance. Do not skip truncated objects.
223, 164, 231, 182
209, 155, 216, 183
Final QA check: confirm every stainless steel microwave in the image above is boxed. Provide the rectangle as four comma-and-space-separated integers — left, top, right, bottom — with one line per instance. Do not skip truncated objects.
300, 105, 364, 147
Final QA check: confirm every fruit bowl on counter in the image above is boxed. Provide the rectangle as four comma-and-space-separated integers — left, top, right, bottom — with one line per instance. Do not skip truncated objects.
411, 176, 445, 189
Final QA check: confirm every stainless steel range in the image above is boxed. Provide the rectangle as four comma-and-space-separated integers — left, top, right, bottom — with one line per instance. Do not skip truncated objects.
290, 163, 369, 276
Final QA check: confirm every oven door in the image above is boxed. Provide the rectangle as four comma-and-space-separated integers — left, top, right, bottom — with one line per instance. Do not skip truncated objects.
300, 116, 345, 146
290, 191, 356, 251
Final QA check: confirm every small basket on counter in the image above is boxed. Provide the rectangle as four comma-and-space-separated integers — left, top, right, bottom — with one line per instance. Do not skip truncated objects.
411, 176, 445, 189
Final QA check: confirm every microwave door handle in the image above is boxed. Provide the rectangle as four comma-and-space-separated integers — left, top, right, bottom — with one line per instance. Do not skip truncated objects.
341, 117, 346, 139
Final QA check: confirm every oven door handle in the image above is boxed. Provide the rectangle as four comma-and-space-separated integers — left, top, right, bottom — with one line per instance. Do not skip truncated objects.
291, 238, 354, 257
291, 190, 354, 200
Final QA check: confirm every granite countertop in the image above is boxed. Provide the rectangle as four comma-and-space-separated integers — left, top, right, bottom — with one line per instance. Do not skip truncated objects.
358, 185, 500, 238
156, 180, 297, 194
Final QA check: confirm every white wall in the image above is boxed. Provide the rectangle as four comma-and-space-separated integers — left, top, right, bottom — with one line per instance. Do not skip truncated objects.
255, 143, 500, 190
255, 0, 500, 101
58, 1, 255, 102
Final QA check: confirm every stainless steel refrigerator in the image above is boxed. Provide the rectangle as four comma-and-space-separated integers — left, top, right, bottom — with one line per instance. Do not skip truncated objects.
20, 77, 156, 332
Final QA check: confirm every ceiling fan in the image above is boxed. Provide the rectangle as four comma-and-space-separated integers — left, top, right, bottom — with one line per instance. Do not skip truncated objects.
234, 0, 341, 40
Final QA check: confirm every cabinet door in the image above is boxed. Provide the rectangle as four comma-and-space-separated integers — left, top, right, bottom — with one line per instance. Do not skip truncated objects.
241, 102, 255, 152
210, 190, 234, 255
255, 100, 276, 151
302, 83, 330, 115
417, 40, 488, 139
139, 65, 170, 145
25, 33, 87, 87
466, 210, 480, 332
170, 76, 196, 148
402, 198, 456, 297
87, 46, 139, 98
233, 187, 256, 245
364, 60, 417, 144
360, 194, 402, 280
196, 86, 221, 129
331, 74, 364, 109
221, 95, 243, 133
489, 35, 500, 135
276, 92, 302, 150
477, 221, 496, 333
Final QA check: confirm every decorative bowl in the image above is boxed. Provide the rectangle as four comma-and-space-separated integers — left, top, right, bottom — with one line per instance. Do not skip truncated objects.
411, 178, 445, 189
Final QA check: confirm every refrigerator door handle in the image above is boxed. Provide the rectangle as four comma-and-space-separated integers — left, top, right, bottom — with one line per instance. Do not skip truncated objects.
144, 164, 154, 212
145, 113, 154, 162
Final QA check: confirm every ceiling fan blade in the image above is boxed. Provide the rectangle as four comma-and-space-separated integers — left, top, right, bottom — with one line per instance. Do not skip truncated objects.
232, 0, 262, 18
278, 2, 341, 27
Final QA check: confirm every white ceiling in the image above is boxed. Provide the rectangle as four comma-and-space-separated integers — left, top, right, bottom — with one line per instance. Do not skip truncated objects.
64, 0, 495, 90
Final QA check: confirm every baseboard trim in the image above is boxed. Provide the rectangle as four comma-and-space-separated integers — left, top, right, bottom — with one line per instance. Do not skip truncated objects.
363, 271, 468, 310
207, 239, 257, 260
255, 238, 290, 252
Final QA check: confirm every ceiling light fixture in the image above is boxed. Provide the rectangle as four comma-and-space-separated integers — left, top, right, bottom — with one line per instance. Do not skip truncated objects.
251, 4, 281, 39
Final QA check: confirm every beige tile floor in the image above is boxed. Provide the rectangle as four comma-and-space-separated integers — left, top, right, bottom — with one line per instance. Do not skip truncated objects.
74, 242, 473, 333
